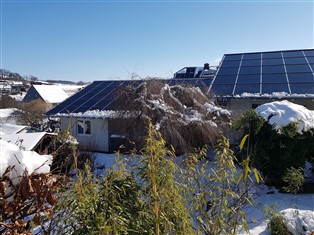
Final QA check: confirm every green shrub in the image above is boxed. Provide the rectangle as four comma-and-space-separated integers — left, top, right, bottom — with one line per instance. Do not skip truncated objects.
49, 123, 256, 235
234, 109, 314, 187
281, 167, 304, 194
269, 214, 292, 235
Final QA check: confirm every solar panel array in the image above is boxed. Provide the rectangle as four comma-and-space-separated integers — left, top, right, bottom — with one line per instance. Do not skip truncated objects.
209, 49, 314, 95
47, 78, 212, 115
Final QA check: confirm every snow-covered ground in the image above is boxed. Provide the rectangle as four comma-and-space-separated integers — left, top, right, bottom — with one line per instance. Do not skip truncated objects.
243, 185, 314, 235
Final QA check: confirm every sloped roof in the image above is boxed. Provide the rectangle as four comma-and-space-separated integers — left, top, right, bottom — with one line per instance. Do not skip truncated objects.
30, 85, 84, 103
209, 49, 314, 96
47, 78, 212, 116
0, 123, 28, 135
1, 132, 48, 151
0, 108, 19, 124
0, 123, 56, 151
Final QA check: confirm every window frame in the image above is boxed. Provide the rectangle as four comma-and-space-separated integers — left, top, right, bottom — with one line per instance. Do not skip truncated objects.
77, 119, 92, 135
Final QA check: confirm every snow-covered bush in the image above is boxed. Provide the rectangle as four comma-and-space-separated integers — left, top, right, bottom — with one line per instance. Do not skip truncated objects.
0, 140, 56, 234
114, 79, 231, 153
234, 100, 314, 188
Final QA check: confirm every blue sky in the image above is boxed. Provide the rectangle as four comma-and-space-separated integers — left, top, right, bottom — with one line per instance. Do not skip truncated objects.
1, 0, 313, 82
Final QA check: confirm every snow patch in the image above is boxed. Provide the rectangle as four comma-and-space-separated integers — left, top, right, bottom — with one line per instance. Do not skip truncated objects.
255, 100, 314, 133
283, 209, 314, 235
0, 140, 52, 183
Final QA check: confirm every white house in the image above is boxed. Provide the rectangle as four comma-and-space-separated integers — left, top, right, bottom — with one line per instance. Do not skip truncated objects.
23, 84, 84, 106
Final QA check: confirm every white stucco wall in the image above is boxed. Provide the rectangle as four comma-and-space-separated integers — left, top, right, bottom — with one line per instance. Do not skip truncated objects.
60, 117, 109, 152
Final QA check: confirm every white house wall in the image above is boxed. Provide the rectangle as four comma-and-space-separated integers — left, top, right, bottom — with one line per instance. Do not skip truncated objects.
60, 117, 109, 152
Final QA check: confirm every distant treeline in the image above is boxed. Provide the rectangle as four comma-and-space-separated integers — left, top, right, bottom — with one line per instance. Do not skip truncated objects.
1, 69, 86, 85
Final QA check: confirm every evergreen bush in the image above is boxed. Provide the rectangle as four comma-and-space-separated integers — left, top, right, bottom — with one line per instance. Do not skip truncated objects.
281, 167, 304, 194
234, 110, 314, 187
269, 214, 292, 235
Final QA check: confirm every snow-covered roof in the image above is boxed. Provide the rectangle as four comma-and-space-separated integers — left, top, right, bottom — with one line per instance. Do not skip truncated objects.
31, 85, 84, 104
233, 92, 314, 99
0, 123, 28, 135
0, 123, 56, 150
255, 100, 314, 133
0, 108, 18, 120
1, 132, 51, 151
55, 110, 136, 119
9, 91, 26, 101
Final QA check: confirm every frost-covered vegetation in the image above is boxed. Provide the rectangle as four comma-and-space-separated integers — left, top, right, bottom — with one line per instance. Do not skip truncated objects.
114, 79, 231, 153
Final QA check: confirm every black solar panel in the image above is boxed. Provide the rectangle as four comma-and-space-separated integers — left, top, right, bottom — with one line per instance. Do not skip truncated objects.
47, 78, 213, 115
237, 74, 260, 84
234, 84, 260, 94
290, 83, 314, 93
262, 83, 290, 93
288, 73, 314, 83
209, 49, 314, 96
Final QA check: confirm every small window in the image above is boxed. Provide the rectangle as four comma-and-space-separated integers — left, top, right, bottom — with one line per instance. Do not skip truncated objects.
77, 120, 92, 135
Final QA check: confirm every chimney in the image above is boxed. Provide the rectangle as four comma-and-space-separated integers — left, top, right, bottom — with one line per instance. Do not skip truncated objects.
204, 63, 210, 70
